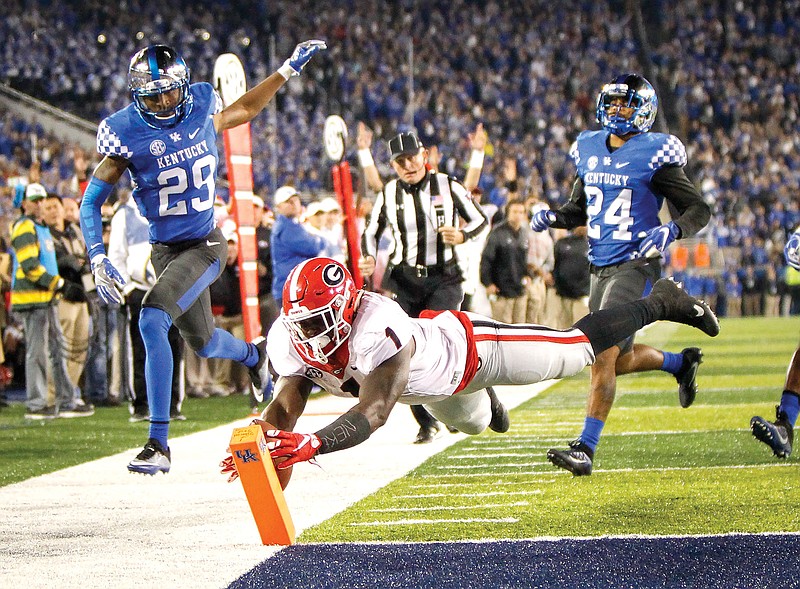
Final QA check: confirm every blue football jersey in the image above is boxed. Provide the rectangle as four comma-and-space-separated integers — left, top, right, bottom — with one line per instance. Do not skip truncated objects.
96, 82, 223, 243
570, 130, 687, 266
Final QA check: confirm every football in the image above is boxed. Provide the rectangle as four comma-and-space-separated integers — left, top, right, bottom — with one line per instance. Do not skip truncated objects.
254, 419, 293, 490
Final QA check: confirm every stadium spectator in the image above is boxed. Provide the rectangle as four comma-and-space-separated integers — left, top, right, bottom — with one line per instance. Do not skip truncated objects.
551, 226, 590, 329
479, 199, 530, 324
270, 185, 326, 306
41, 193, 95, 401
11, 183, 92, 419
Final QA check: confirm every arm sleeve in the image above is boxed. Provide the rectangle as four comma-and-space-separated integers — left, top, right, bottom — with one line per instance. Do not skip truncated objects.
361, 185, 388, 259
79, 177, 114, 263
550, 176, 588, 229
651, 165, 711, 238
450, 178, 488, 239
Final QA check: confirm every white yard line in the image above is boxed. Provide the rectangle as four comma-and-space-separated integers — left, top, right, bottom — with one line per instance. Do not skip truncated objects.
0, 381, 553, 589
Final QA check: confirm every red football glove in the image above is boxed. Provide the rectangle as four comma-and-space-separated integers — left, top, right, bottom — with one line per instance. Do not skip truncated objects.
267, 429, 322, 468
219, 452, 239, 483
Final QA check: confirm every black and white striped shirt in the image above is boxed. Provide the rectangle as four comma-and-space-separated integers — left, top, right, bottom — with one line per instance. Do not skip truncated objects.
361, 171, 488, 269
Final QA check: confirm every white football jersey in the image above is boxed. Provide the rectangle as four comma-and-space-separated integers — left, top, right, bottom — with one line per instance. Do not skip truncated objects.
267, 292, 468, 404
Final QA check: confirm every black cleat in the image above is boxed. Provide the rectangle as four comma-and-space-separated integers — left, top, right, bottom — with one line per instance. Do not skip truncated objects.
487, 387, 510, 433
675, 347, 703, 408
414, 423, 442, 444
248, 336, 269, 402
547, 440, 594, 476
650, 278, 720, 337
751, 407, 793, 458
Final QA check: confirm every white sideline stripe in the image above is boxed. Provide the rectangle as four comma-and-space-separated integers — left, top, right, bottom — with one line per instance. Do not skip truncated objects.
351, 517, 519, 527
408, 479, 556, 489
620, 386, 775, 395
333, 530, 800, 546
436, 462, 550, 470
447, 452, 541, 459
468, 437, 566, 444
395, 490, 543, 499
593, 462, 797, 474
368, 501, 529, 513
418, 470, 559, 479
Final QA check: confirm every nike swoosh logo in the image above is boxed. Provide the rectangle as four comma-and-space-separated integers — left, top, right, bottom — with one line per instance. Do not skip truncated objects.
206, 240, 221, 246
693, 304, 705, 317
615, 162, 630, 168
189, 128, 200, 139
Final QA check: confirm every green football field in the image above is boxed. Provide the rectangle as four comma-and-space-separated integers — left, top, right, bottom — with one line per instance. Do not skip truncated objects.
1, 317, 798, 545
301, 317, 800, 542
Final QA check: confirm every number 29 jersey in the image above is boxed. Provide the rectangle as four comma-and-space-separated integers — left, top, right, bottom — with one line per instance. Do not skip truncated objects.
96, 82, 223, 244
570, 129, 687, 266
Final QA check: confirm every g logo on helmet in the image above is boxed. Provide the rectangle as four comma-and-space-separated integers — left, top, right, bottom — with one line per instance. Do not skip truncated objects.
322, 263, 344, 287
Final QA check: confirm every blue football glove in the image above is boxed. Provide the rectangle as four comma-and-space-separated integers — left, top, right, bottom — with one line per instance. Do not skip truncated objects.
785, 231, 800, 270
91, 255, 126, 304
637, 221, 680, 258
530, 210, 556, 232
283, 40, 327, 76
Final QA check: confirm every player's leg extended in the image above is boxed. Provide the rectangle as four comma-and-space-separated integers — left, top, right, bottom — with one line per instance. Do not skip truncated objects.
751, 345, 800, 458
424, 391, 491, 435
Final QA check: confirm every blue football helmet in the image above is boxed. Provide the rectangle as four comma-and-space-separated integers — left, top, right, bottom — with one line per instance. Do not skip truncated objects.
128, 45, 191, 129
595, 74, 658, 135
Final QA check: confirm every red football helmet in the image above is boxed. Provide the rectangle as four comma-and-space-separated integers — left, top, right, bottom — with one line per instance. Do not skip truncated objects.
282, 257, 358, 364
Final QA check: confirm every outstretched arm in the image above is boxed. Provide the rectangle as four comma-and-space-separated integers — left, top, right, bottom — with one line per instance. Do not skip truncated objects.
356, 122, 384, 193
268, 340, 415, 467
463, 122, 487, 192
214, 40, 326, 132
261, 375, 315, 430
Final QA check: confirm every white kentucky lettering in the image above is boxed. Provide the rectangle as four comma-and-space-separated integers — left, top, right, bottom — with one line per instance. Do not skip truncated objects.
584, 172, 630, 186
156, 140, 210, 169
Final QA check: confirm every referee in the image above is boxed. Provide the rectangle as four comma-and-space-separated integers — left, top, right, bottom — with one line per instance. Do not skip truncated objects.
360, 132, 504, 443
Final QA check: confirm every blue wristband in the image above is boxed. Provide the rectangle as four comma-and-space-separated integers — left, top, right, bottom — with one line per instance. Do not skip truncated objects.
79, 177, 114, 261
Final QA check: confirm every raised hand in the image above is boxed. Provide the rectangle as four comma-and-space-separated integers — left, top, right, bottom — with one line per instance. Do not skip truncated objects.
356, 122, 373, 150
468, 122, 487, 152
785, 230, 800, 270
530, 210, 556, 232
91, 255, 126, 304
637, 221, 680, 258
266, 429, 322, 468
285, 40, 327, 76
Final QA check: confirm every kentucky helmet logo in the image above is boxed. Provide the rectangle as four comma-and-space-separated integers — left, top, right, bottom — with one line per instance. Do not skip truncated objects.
322, 263, 344, 287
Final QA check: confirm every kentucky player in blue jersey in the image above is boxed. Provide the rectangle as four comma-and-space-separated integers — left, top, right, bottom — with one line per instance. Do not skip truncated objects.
750, 229, 800, 459
530, 74, 712, 475
79, 40, 326, 475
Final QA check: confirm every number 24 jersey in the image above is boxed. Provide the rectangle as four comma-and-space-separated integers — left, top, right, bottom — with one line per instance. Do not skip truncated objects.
569, 129, 687, 266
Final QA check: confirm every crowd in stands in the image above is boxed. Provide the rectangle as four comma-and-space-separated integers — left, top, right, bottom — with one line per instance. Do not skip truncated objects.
0, 0, 798, 410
